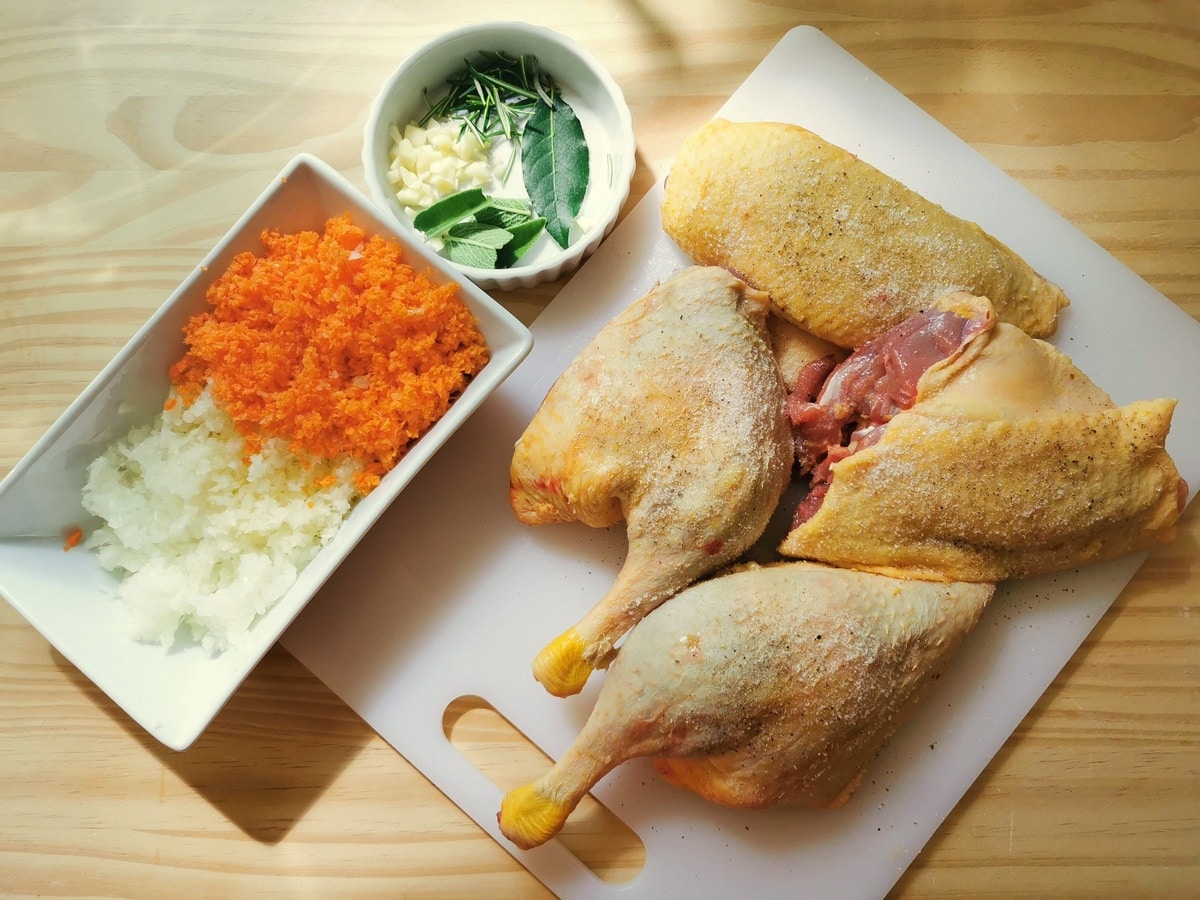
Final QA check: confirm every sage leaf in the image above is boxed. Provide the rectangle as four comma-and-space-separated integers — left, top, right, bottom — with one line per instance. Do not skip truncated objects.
442, 221, 513, 269
412, 188, 490, 238
496, 217, 547, 268
475, 197, 535, 230
521, 92, 589, 248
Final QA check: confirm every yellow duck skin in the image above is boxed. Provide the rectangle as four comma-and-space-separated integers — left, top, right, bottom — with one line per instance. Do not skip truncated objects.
497, 562, 994, 849
779, 294, 1184, 581
510, 266, 794, 697
660, 119, 1069, 348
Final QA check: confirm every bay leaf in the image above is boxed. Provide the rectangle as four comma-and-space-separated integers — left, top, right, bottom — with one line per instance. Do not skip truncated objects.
521, 93, 589, 248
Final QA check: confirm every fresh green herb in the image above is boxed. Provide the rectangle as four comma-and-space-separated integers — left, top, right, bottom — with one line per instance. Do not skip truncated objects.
411, 188, 491, 239
475, 197, 536, 230
521, 91, 590, 248
440, 221, 514, 269
412, 188, 547, 269
414, 52, 593, 257
496, 216, 548, 269
419, 51, 553, 143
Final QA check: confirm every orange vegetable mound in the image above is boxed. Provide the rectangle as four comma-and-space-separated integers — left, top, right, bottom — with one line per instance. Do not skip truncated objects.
170, 213, 490, 494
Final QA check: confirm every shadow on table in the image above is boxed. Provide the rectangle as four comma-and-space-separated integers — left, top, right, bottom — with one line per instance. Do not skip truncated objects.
53, 641, 372, 844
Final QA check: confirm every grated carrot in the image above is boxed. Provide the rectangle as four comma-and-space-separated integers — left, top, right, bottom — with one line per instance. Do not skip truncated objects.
63, 526, 84, 551
170, 213, 489, 494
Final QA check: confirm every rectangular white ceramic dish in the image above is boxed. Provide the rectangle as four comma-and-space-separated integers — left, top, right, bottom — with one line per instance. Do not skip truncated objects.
0, 153, 533, 751
282, 28, 1200, 899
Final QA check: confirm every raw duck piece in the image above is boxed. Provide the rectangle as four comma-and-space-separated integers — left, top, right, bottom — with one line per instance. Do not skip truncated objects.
510, 266, 793, 698
497, 561, 994, 849
780, 292, 1186, 582
767, 313, 846, 392
660, 119, 1069, 348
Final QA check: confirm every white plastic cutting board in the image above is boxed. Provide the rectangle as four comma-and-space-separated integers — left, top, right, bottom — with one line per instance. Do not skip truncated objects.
283, 27, 1200, 899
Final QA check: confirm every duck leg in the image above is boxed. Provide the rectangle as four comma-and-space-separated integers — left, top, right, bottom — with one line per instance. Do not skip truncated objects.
498, 562, 994, 849
510, 266, 793, 697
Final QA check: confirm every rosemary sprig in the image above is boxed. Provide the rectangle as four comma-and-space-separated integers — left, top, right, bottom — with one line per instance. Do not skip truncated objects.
418, 51, 557, 145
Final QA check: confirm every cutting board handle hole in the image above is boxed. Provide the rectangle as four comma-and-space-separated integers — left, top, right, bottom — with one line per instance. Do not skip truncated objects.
442, 694, 645, 883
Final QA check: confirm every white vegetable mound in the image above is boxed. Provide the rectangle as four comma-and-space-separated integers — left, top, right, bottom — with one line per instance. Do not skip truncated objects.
386, 117, 501, 213
82, 386, 360, 654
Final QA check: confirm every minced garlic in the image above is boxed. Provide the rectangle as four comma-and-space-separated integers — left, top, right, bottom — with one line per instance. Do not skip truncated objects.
386, 117, 499, 214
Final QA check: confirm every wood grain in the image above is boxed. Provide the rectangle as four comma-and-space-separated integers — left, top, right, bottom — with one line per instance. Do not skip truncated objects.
1, 2, 1197, 897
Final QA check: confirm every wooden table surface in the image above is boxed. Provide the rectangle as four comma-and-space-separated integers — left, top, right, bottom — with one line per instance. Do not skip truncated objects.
1, 2, 1197, 897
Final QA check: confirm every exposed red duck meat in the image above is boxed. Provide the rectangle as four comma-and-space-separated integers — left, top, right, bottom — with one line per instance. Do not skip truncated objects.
788, 306, 988, 527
